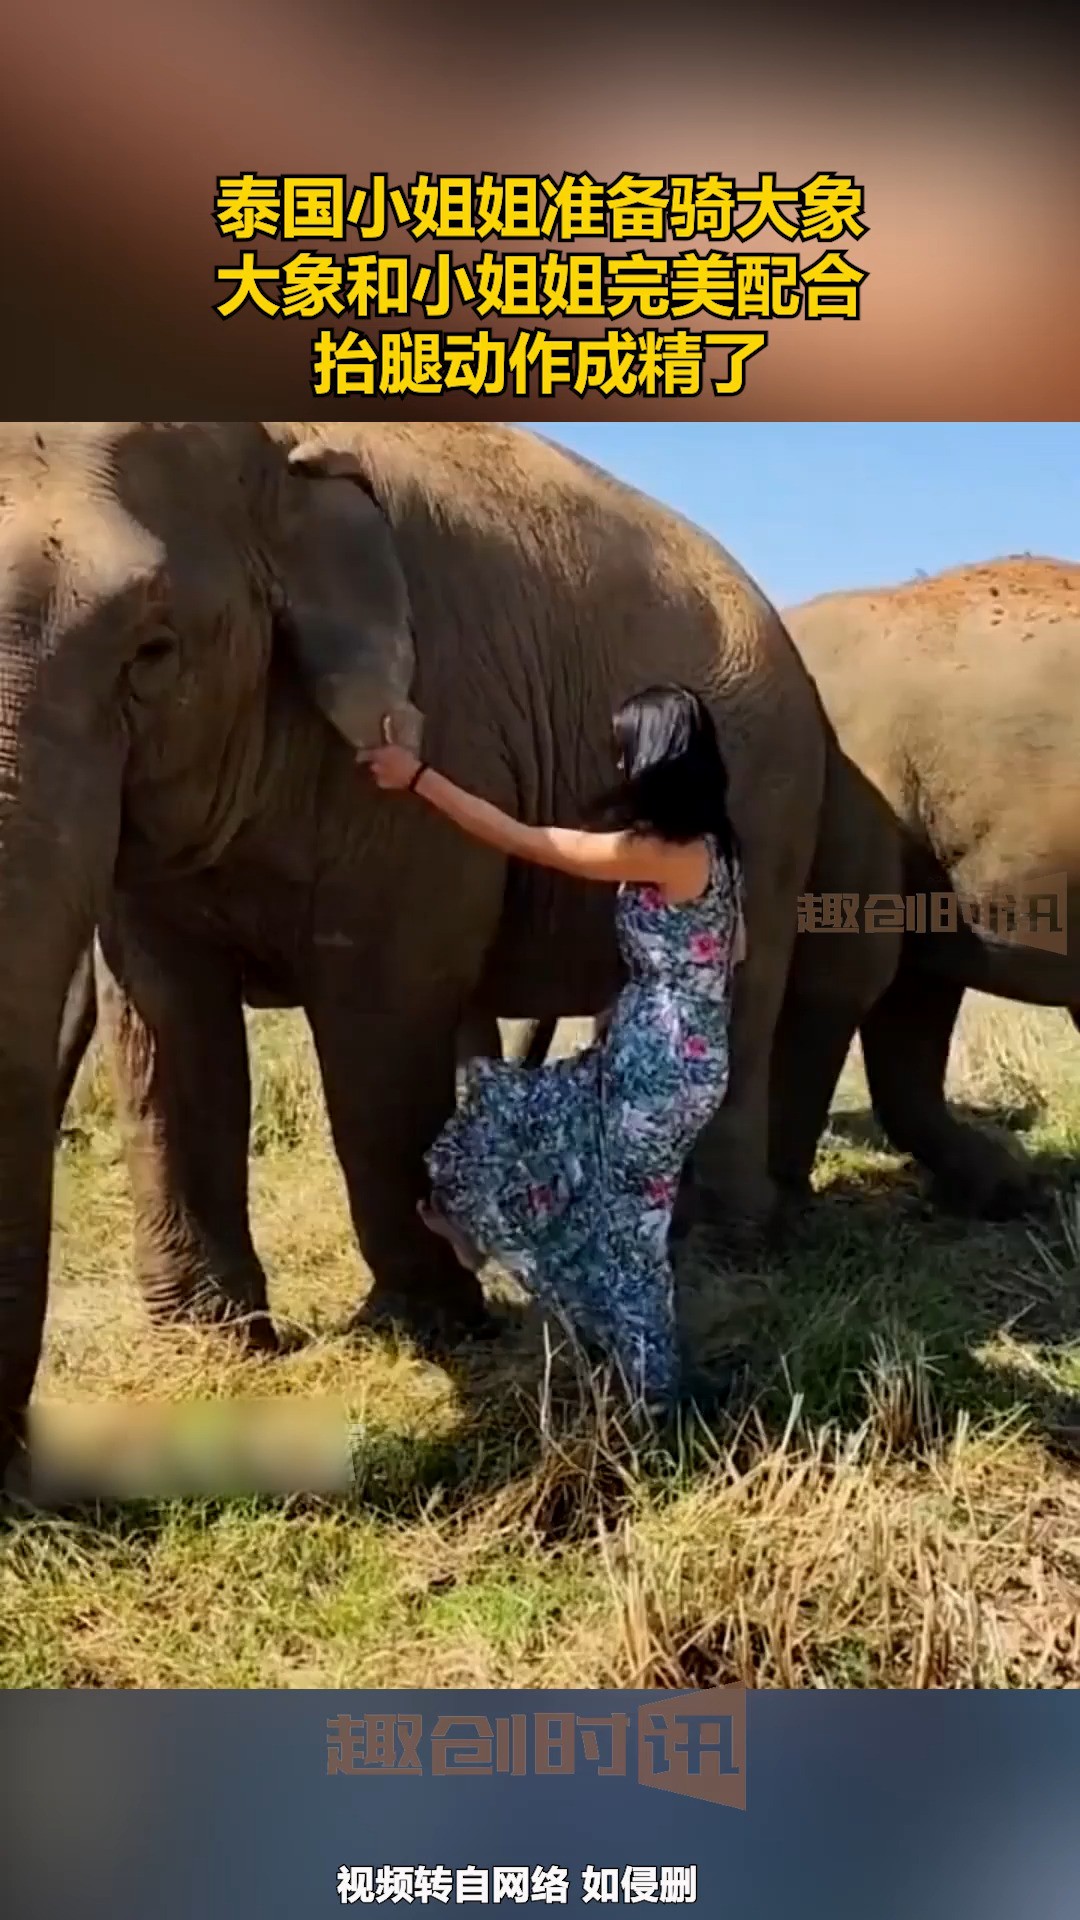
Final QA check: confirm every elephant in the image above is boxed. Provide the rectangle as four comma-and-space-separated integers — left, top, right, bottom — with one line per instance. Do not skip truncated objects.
0, 420, 830, 1471
764, 555, 1080, 1217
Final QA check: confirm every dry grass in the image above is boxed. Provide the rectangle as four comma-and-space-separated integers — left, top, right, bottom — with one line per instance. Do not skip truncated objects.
3, 996, 1080, 1689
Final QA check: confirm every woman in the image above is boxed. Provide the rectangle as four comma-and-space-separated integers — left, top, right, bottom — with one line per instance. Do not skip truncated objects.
367, 684, 747, 1411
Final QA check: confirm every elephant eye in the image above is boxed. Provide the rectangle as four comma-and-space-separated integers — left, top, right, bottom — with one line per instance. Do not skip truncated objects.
136, 633, 175, 665
127, 628, 180, 699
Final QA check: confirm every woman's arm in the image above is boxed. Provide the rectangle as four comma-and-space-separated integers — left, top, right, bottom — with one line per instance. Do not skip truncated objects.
412, 766, 687, 886
366, 737, 696, 889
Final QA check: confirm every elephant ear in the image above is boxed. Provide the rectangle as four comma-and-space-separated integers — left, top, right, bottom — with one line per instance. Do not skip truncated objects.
274, 440, 424, 759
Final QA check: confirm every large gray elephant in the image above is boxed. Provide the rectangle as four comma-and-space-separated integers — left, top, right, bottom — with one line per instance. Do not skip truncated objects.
0, 421, 831, 1468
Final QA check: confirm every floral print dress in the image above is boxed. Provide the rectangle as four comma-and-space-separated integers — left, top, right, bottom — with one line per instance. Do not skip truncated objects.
425, 837, 744, 1403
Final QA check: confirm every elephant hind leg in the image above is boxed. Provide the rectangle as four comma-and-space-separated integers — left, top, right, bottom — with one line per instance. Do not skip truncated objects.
768, 988, 860, 1200
861, 967, 1042, 1219
522, 1018, 558, 1067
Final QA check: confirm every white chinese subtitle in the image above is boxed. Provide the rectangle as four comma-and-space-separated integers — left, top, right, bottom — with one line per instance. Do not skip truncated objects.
336, 1865, 697, 1904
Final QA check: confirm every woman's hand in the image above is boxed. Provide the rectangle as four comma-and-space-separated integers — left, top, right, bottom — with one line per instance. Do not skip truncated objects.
365, 717, 422, 792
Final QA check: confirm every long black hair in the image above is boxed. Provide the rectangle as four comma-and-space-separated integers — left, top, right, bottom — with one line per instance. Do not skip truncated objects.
594, 683, 740, 877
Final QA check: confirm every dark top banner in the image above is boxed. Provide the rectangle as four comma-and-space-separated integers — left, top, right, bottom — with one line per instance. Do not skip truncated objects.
1, 1689, 1079, 1916
1, 2, 1077, 417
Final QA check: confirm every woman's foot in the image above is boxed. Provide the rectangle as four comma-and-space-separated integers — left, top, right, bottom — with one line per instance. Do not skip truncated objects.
416, 1199, 484, 1274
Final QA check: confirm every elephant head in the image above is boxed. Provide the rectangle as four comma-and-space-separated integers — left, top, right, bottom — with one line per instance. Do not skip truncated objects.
0, 420, 422, 1460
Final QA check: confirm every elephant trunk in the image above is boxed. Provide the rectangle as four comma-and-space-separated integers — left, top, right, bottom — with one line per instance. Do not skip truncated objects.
0, 675, 121, 1475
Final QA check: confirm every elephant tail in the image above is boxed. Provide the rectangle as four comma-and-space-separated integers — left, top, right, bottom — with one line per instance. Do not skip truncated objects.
57, 945, 98, 1128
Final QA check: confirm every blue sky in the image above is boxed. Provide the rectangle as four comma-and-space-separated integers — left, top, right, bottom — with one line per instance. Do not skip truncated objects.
537, 424, 1080, 611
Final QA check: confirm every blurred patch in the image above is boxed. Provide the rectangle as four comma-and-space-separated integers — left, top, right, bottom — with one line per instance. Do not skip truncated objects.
27, 1399, 355, 1502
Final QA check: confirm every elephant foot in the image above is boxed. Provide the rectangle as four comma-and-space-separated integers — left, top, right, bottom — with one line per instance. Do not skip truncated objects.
917, 1127, 1048, 1222
217, 1307, 285, 1355
690, 1181, 776, 1256
0, 1408, 29, 1502
142, 1269, 283, 1355
153, 1304, 285, 1356
347, 1269, 498, 1355
927, 1155, 1049, 1223
765, 1179, 817, 1245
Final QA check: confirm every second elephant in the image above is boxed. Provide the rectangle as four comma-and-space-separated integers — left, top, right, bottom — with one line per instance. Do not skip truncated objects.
766, 554, 1080, 1217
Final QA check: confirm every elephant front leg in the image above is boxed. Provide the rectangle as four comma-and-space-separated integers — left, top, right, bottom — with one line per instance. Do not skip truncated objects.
96, 903, 276, 1345
307, 987, 494, 1350
860, 966, 1044, 1219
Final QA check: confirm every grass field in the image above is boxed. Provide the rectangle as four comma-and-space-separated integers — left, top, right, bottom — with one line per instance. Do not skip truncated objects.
3, 997, 1080, 1689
